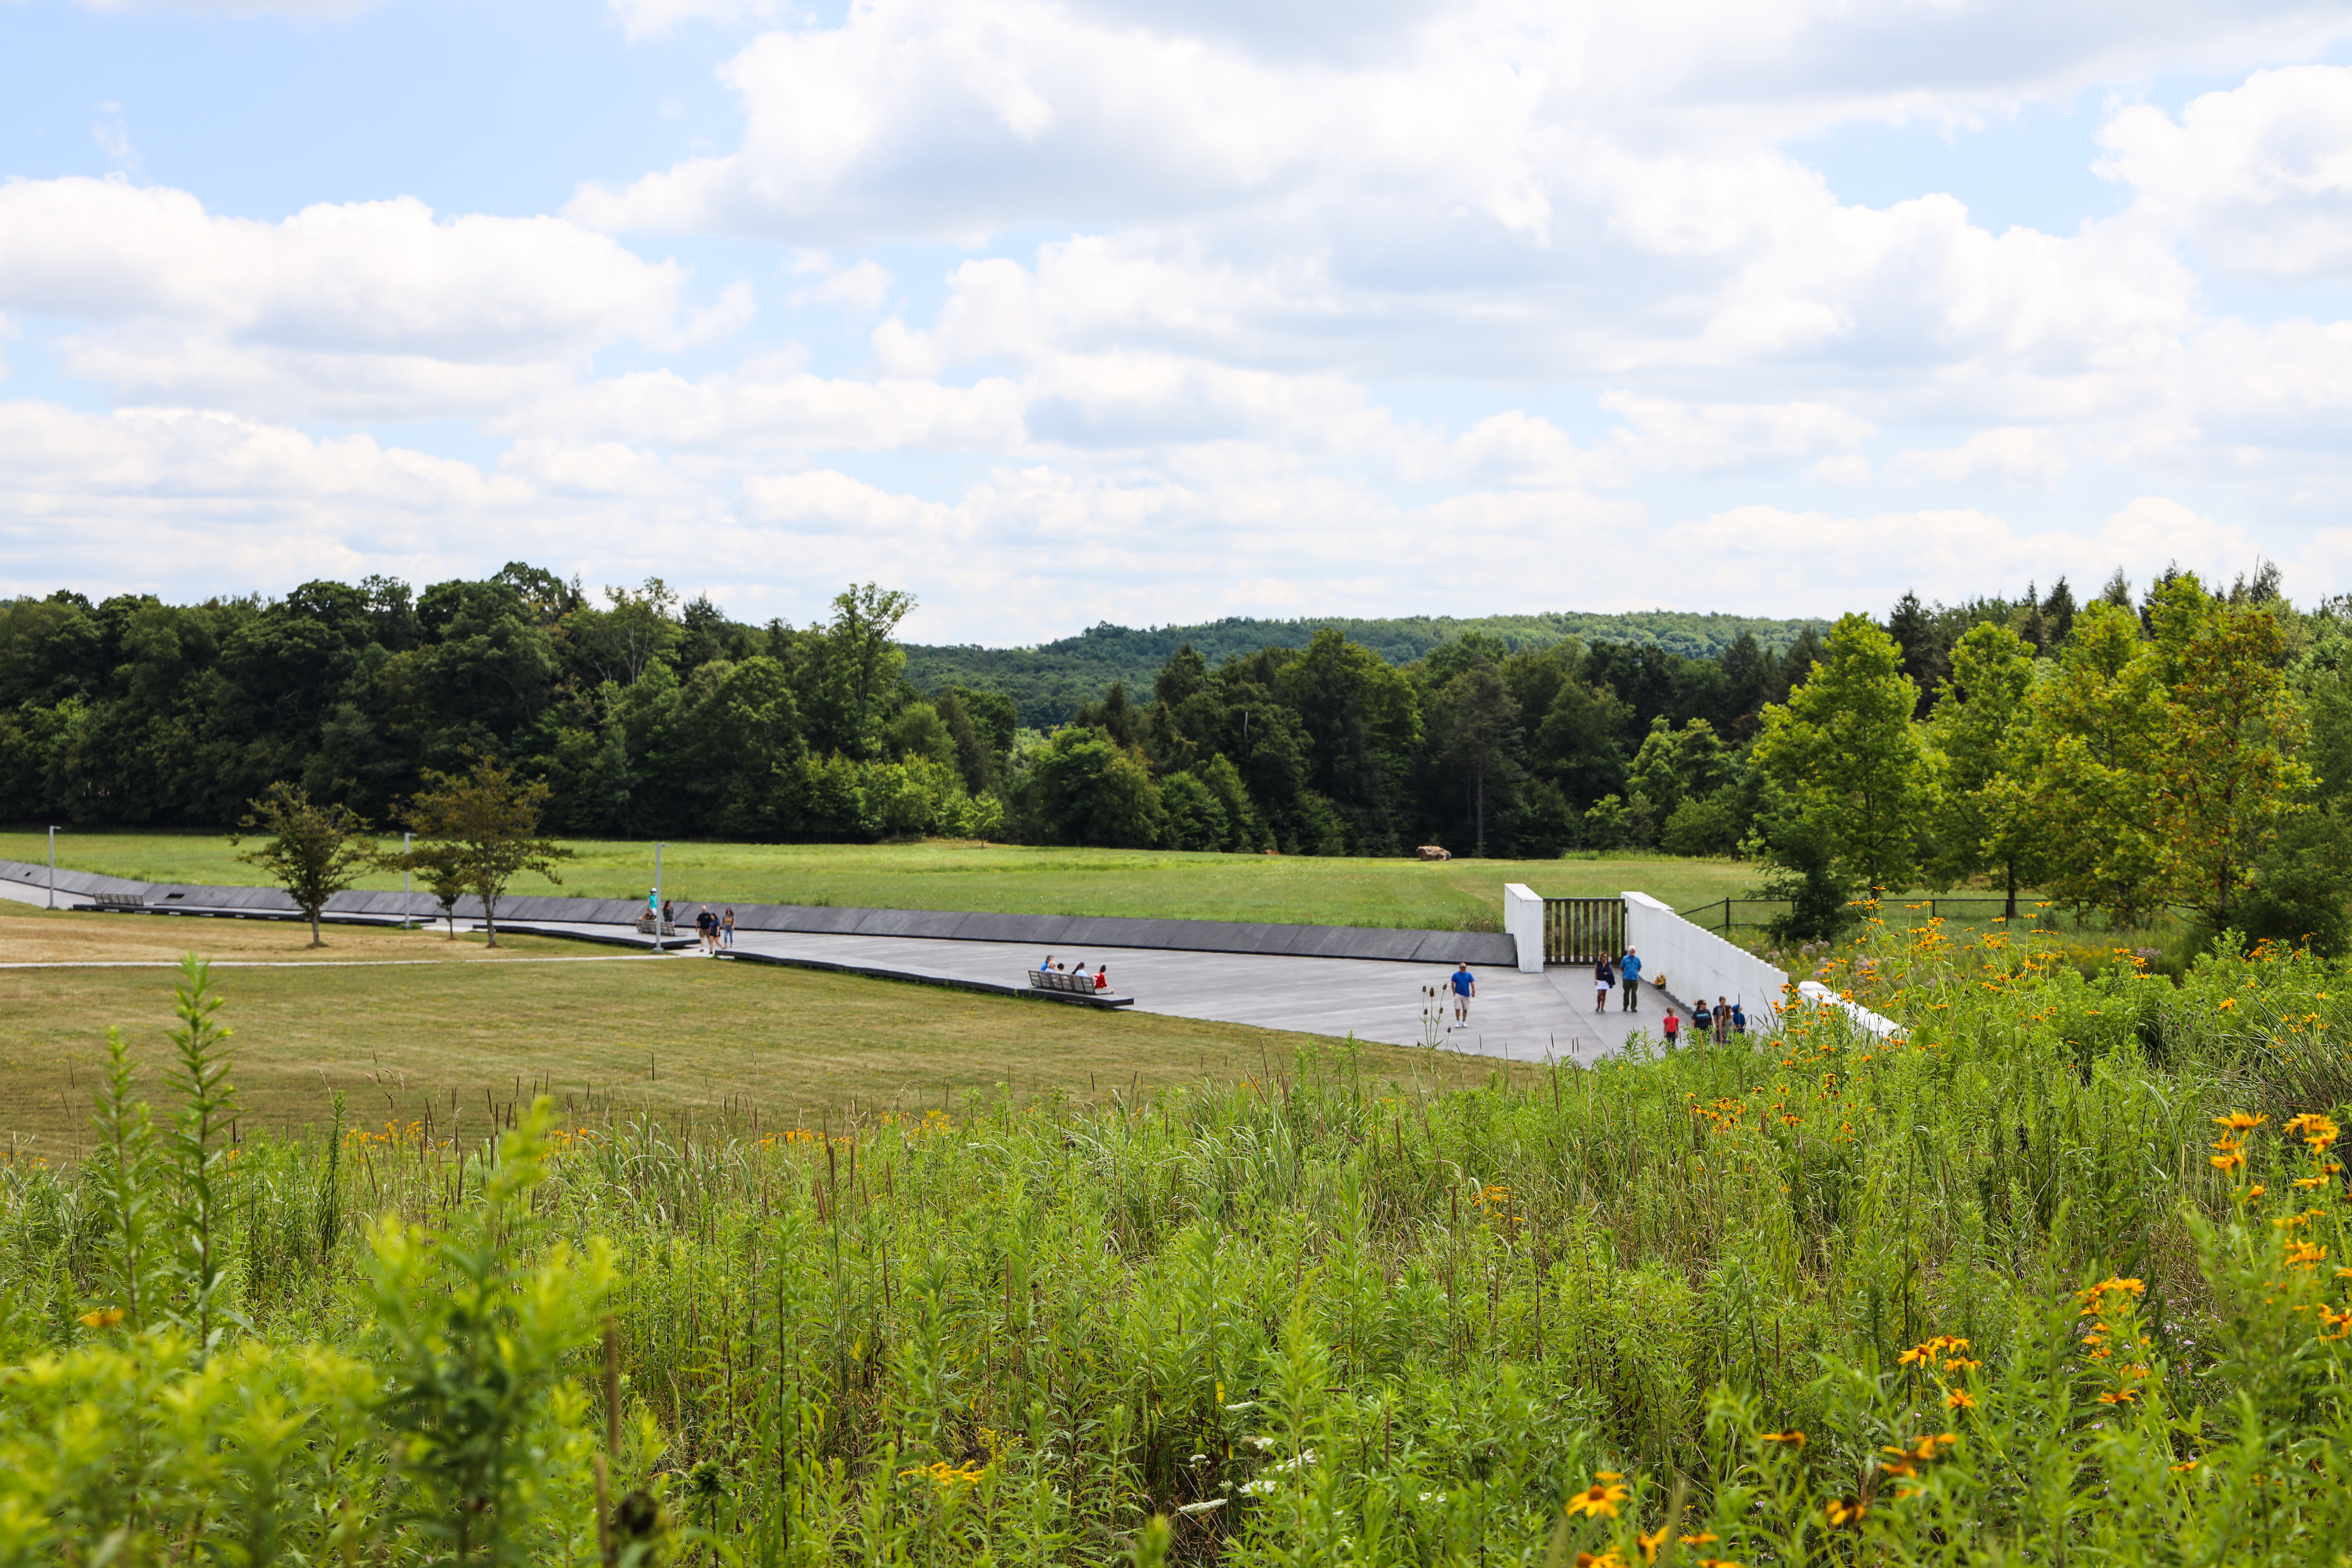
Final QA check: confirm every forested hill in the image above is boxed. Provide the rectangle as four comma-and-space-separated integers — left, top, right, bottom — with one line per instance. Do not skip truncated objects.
907, 611, 1825, 727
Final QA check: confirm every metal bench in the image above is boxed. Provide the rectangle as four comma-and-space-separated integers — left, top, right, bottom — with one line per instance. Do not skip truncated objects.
1025, 969, 1133, 1007
84, 892, 146, 912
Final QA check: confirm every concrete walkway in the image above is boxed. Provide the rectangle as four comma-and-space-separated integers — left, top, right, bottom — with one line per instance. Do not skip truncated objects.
501, 917, 1665, 1064
1, 875, 1671, 1065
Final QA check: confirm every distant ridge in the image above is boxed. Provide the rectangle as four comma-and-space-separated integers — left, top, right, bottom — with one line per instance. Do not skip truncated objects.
905, 610, 1826, 727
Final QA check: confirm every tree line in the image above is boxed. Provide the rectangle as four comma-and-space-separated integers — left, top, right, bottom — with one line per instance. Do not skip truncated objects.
7, 563, 2344, 948
0, 567, 1827, 856
1751, 566, 2352, 948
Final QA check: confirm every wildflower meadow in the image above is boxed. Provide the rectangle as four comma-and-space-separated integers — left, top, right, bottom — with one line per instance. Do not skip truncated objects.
2, 911, 2350, 1564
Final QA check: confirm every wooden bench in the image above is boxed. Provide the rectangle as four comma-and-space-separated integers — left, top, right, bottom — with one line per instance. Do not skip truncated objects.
1025, 969, 1133, 1007
86, 892, 146, 912
634, 914, 677, 936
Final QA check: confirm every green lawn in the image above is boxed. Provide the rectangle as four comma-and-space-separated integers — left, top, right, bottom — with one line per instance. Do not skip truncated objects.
0, 830, 1761, 930
0, 906, 1534, 1160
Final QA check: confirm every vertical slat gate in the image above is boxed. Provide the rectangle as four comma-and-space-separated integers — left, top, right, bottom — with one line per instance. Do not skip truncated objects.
1542, 897, 1624, 964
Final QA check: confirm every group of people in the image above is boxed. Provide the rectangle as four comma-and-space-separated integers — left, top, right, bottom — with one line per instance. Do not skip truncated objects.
694, 905, 735, 953
1039, 955, 1112, 990
1592, 946, 1744, 1044
646, 889, 737, 953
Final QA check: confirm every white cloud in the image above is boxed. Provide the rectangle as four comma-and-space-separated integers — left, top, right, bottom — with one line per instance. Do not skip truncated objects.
1645, 496, 2275, 615
1598, 395, 1873, 478
520, 366, 1027, 452
18, 2, 2352, 631
0, 180, 710, 357
2102, 65, 2352, 280
1888, 427, 2068, 487
789, 258, 894, 314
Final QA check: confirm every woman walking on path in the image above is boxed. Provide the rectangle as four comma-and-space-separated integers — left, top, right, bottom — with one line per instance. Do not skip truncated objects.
1593, 956, 1615, 1014
1714, 995, 1731, 1043
722, 908, 736, 947
1692, 996, 1713, 1041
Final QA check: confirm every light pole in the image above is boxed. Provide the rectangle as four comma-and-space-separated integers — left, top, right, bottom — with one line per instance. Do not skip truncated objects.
47, 825, 57, 910
401, 831, 413, 929
652, 841, 665, 953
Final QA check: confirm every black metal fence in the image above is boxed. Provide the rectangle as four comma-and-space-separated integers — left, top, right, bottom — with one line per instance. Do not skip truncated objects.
1674, 896, 2044, 932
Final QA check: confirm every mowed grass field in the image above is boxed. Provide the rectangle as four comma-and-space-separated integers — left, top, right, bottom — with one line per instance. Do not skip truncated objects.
0, 903, 1535, 1161
0, 829, 1758, 929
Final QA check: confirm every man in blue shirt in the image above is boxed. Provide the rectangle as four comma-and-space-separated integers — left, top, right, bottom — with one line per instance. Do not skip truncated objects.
1617, 947, 1642, 1011
1448, 961, 1476, 1030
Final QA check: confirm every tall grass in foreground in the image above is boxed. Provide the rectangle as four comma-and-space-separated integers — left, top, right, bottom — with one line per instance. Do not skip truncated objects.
0, 919, 2348, 1563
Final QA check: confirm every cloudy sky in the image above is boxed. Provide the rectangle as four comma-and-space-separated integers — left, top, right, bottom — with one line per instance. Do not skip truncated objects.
3, 0, 2352, 641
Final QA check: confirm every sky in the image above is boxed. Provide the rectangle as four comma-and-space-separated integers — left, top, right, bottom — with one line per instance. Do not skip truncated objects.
4, 1, 2352, 643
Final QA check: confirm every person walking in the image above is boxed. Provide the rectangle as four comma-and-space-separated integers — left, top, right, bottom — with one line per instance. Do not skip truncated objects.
1593, 955, 1615, 1014
1448, 961, 1476, 1030
698, 905, 716, 953
1662, 1008, 1681, 1047
1617, 946, 1642, 1011
1691, 996, 1713, 1041
1714, 995, 1731, 1044
1729, 1000, 1748, 1037
722, 908, 736, 947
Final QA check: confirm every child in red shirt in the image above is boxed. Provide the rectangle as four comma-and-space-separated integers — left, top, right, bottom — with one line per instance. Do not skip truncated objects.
1662, 1010, 1681, 1046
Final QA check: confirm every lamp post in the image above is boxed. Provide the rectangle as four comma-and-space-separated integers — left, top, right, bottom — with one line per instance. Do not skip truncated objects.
653, 841, 665, 953
47, 825, 57, 910
401, 831, 413, 929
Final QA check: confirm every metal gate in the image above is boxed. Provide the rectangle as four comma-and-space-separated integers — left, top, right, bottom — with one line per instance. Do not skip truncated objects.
1542, 897, 1624, 964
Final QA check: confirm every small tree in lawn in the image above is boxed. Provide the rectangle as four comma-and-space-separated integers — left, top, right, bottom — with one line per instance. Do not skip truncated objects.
410, 844, 470, 940
395, 757, 573, 949
230, 782, 380, 947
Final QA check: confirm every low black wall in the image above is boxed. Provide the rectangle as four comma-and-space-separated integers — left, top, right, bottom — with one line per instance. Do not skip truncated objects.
0, 861, 1515, 967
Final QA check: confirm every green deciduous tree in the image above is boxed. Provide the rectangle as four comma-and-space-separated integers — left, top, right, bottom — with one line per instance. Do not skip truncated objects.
1028, 726, 1166, 848
230, 780, 380, 947
2148, 578, 2313, 932
1752, 614, 1939, 896
1927, 621, 2042, 918
1997, 601, 2168, 925
1626, 715, 1731, 820
395, 756, 574, 948
807, 583, 915, 759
